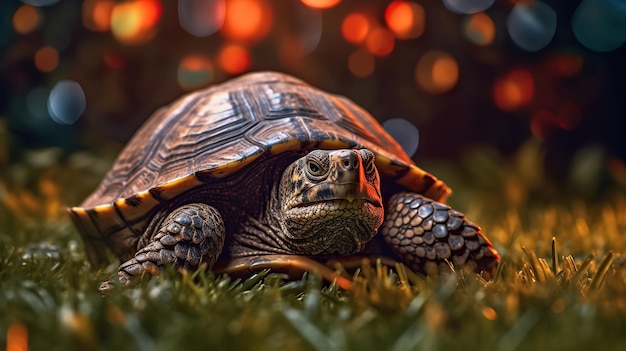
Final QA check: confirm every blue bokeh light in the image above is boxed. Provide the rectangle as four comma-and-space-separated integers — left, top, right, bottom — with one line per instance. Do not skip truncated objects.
443, 0, 495, 15
20, 0, 59, 6
507, 1, 557, 52
572, 0, 626, 52
47, 80, 86, 125
382, 118, 420, 157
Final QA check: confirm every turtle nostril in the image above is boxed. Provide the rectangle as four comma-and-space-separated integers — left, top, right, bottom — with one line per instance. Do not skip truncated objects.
335, 150, 360, 170
341, 156, 359, 170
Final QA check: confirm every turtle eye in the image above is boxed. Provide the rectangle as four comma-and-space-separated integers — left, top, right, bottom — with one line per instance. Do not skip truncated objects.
304, 150, 329, 180
308, 162, 319, 173
307, 160, 324, 177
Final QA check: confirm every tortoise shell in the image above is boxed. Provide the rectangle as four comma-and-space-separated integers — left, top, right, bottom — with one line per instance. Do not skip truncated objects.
69, 71, 450, 267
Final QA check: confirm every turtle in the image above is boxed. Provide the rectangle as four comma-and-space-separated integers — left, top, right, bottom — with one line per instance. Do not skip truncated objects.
68, 71, 499, 290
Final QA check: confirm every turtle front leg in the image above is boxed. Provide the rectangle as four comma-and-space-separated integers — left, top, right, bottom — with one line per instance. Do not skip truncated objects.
381, 192, 500, 278
101, 203, 225, 291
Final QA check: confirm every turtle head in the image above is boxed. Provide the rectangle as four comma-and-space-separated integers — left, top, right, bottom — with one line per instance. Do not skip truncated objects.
278, 148, 384, 255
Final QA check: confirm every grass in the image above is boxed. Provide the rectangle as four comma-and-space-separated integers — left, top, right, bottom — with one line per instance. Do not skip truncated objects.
1, 137, 626, 350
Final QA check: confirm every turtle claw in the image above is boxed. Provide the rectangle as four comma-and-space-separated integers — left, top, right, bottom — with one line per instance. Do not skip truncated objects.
98, 258, 146, 293
99, 203, 225, 291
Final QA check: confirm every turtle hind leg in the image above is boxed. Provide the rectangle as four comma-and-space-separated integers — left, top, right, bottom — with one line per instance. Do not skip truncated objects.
100, 203, 225, 291
380, 192, 500, 279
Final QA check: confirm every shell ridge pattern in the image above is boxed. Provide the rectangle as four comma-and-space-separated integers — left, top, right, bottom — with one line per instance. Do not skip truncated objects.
264, 84, 325, 120
83, 92, 205, 208
72, 71, 453, 268
152, 89, 264, 188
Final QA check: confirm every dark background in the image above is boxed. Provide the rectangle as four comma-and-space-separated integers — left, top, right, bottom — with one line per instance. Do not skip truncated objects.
1, 0, 625, 191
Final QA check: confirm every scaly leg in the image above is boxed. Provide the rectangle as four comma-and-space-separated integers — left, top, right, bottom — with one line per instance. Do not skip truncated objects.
101, 203, 225, 291
380, 192, 500, 278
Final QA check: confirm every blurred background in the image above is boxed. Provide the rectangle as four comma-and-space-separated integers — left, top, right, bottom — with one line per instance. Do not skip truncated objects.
1, 0, 625, 204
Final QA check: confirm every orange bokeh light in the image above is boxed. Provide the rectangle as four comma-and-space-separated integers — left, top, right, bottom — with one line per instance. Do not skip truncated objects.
365, 27, 395, 57
301, 0, 341, 9
384, 1, 425, 39
6, 323, 28, 351
178, 54, 214, 90
82, 0, 115, 32
493, 69, 534, 111
464, 12, 495, 46
548, 54, 584, 77
103, 51, 126, 69
221, 0, 272, 43
348, 49, 375, 77
110, 0, 162, 45
34, 46, 59, 73
342, 12, 371, 45
415, 51, 459, 94
13, 4, 41, 35
218, 43, 251, 74
181, 55, 212, 71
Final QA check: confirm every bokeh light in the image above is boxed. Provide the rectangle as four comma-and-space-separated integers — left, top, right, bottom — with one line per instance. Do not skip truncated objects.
292, 5, 323, 55
103, 51, 126, 69
6, 323, 28, 351
221, 0, 273, 43
20, 0, 58, 6
47, 80, 86, 125
365, 27, 395, 57
530, 102, 582, 140
348, 49, 375, 77
82, 0, 114, 32
415, 51, 459, 94
384, 1, 425, 40
572, 0, 626, 52
13, 4, 42, 35
34, 46, 59, 72
493, 69, 534, 111
382, 118, 419, 157
443, 0, 495, 14
507, 1, 557, 52
557, 102, 582, 130
463, 12, 495, 46
342, 12, 371, 45
217, 44, 251, 74
177, 54, 214, 90
111, 0, 162, 45
548, 53, 584, 77
530, 109, 554, 140
278, 6, 323, 68
300, 0, 341, 10
178, 0, 225, 38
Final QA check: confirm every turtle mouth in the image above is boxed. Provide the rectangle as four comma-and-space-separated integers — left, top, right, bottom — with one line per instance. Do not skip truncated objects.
287, 182, 383, 210
291, 198, 382, 209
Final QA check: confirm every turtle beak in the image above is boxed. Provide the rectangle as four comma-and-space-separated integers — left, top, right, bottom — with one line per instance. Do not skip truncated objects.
327, 149, 381, 205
